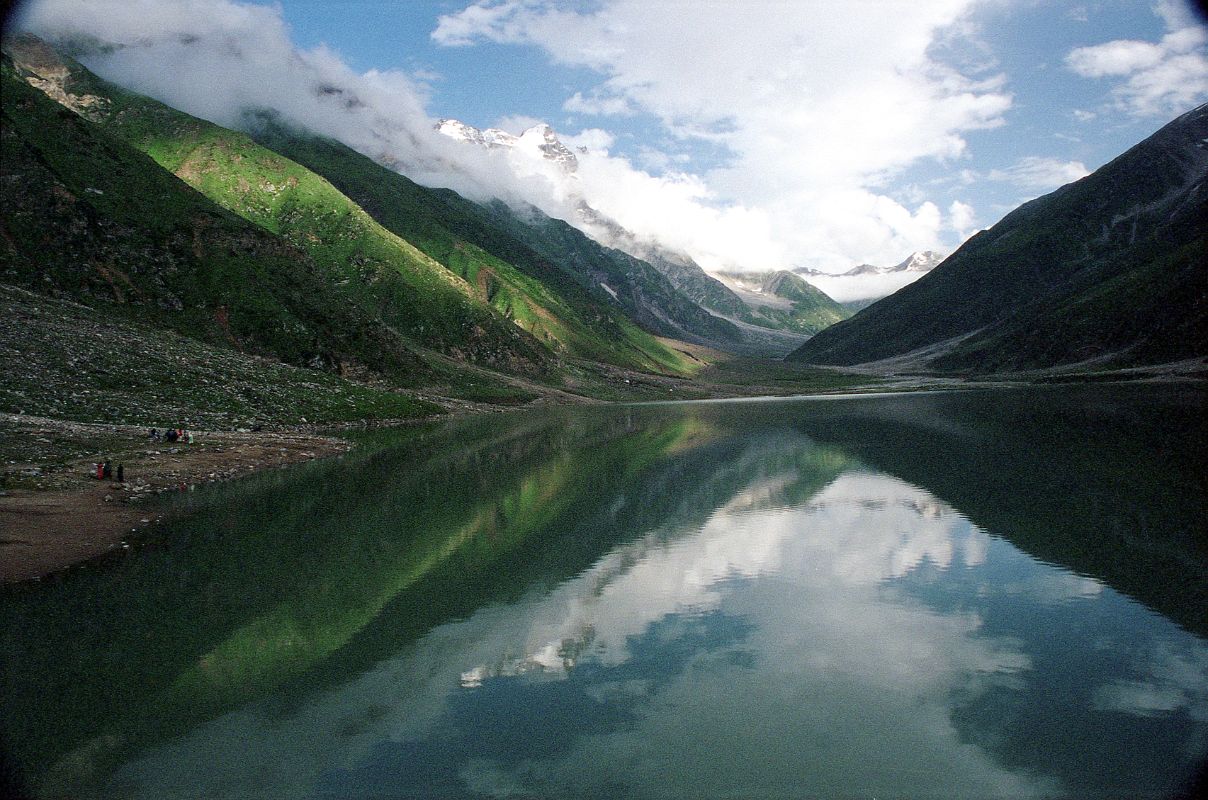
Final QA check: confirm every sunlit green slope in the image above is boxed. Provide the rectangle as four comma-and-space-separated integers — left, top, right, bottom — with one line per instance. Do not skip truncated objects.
0, 54, 432, 386
247, 119, 701, 374
8, 40, 551, 374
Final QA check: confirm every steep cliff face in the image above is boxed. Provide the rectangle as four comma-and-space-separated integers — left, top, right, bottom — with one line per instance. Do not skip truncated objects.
789, 104, 1208, 372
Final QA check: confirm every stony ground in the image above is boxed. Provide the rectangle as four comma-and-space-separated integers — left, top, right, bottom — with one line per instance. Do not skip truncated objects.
0, 283, 435, 429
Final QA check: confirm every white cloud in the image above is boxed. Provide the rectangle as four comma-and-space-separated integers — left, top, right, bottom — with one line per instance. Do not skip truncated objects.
949, 199, 977, 238
1065, 5, 1208, 117
987, 156, 1090, 191
17, 0, 1009, 276
433, 0, 1010, 271
563, 90, 634, 116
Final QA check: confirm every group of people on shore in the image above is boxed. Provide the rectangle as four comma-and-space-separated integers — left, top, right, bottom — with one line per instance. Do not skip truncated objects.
94, 459, 123, 482
149, 427, 193, 444
92, 426, 195, 482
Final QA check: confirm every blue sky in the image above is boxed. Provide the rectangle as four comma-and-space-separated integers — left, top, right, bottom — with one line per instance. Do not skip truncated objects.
15, 0, 1208, 275
274, 0, 1198, 218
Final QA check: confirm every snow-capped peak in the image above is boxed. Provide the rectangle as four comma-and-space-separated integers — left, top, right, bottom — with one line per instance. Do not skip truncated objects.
435, 118, 517, 149
436, 118, 577, 172
896, 250, 945, 272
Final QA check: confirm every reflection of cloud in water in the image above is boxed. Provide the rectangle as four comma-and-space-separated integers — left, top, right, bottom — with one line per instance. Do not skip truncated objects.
1093, 641, 1208, 721
111, 468, 1196, 799
489, 472, 1053, 798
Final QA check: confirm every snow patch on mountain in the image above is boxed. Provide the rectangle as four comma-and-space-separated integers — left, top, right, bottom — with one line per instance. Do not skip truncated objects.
437, 118, 578, 173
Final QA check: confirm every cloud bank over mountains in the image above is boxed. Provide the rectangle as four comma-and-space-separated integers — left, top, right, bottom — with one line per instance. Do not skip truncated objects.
14, 0, 1208, 276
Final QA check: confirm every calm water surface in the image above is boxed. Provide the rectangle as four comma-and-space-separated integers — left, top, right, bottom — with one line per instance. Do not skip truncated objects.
2, 385, 1206, 799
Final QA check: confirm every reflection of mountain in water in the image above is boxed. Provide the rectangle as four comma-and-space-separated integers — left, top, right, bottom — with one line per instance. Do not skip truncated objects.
2, 385, 1205, 799
785, 384, 1208, 637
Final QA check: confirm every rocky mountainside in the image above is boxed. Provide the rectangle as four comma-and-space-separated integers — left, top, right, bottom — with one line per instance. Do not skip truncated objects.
246, 114, 709, 372
436, 118, 826, 344
789, 104, 1208, 372
714, 271, 850, 335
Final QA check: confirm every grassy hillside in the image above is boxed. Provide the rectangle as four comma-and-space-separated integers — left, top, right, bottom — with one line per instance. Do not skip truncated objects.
789, 104, 1208, 372
245, 119, 700, 375
5, 37, 550, 376
728, 270, 851, 334
0, 56, 435, 385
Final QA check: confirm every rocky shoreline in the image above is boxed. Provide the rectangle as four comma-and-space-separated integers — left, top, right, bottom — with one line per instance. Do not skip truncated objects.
0, 413, 354, 582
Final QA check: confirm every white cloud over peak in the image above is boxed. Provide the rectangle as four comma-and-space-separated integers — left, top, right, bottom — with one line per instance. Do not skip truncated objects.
434, 0, 1009, 271
18, 0, 1008, 275
1065, 3, 1208, 117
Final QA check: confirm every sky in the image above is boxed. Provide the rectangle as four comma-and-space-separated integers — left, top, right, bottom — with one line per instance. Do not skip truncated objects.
10, 0, 1208, 280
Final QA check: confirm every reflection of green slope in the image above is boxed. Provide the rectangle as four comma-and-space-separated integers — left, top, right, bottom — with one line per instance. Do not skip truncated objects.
290, 413, 854, 696
0, 411, 711, 795
161, 456, 576, 714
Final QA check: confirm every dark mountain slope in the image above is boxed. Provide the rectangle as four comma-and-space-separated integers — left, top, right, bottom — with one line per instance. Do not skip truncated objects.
0, 55, 428, 383
789, 104, 1208, 372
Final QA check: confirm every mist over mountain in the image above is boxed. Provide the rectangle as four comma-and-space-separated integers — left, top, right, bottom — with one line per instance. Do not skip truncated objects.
794, 251, 947, 304
10, 0, 1029, 280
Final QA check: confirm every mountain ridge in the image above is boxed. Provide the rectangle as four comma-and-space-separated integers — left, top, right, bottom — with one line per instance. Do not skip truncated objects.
788, 104, 1208, 372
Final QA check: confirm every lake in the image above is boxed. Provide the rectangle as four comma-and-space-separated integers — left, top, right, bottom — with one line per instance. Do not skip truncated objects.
2, 384, 1206, 799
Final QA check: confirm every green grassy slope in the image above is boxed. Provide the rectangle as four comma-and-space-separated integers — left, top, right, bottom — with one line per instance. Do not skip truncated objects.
0, 57, 432, 385
5, 38, 549, 376
245, 120, 699, 375
789, 104, 1208, 372
748, 271, 850, 334
480, 200, 743, 346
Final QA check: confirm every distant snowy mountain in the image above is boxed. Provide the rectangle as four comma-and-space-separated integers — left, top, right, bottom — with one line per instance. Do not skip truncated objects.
836, 251, 945, 277
791, 251, 946, 304
436, 118, 579, 172
437, 118, 818, 345
897, 251, 945, 272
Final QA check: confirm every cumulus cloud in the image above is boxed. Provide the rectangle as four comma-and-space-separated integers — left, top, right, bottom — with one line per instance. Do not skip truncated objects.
1065, 1, 1208, 117
433, 0, 1010, 272
987, 156, 1090, 191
